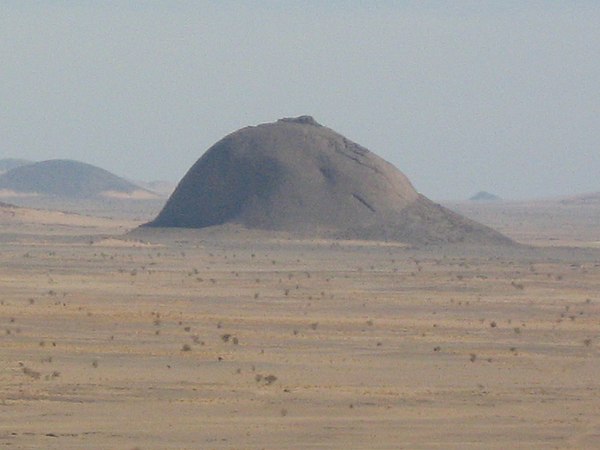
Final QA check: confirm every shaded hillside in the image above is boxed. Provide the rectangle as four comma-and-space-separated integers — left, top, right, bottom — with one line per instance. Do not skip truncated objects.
0, 159, 153, 199
145, 116, 512, 245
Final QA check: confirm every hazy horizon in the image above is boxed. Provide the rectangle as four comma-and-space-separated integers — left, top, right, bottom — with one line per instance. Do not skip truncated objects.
2, 1, 599, 201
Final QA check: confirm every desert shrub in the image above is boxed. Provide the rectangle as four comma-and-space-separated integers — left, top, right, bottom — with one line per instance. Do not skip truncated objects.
264, 374, 277, 385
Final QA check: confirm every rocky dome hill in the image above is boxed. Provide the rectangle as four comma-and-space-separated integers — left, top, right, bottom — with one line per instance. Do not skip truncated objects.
145, 116, 512, 245
0, 159, 157, 199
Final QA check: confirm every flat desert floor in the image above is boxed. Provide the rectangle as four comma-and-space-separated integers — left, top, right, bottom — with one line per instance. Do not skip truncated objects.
1, 200, 599, 449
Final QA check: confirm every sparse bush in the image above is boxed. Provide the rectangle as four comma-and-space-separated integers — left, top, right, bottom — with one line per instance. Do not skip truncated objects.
264, 374, 277, 385
22, 367, 41, 379
511, 281, 524, 290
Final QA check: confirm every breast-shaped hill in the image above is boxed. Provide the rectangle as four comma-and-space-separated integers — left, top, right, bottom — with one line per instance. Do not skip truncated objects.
145, 116, 512, 245
0, 159, 156, 199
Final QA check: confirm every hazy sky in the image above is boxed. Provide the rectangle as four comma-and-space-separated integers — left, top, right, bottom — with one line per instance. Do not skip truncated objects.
2, 1, 599, 200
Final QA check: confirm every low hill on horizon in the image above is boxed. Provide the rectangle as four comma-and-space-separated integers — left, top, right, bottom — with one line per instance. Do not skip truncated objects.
470, 191, 501, 202
0, 159, 158, 199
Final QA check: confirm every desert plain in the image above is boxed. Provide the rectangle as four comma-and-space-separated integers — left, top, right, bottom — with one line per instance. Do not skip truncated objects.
1, 199, 599, 449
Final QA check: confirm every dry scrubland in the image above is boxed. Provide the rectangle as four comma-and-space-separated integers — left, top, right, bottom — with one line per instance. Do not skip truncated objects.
1, 201, 600, 449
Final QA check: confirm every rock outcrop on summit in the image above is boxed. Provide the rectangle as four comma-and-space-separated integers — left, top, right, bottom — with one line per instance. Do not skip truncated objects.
145, 116, 512, 245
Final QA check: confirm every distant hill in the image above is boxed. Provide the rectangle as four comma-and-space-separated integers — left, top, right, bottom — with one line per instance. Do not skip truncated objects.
470, 191, 501, 202
0, 158, 33, 174
145, 116, 513, 246
0, 159, 157, 199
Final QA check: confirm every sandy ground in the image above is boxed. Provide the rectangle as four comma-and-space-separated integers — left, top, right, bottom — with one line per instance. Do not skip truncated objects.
1, 201, 600, 449
446, 200, 600, 248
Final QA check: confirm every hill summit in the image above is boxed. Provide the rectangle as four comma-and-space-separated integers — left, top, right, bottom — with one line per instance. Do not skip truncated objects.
145, 116, 512, 245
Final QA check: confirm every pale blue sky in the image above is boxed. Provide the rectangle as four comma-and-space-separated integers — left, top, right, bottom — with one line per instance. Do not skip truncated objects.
2, 1, 599, 200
